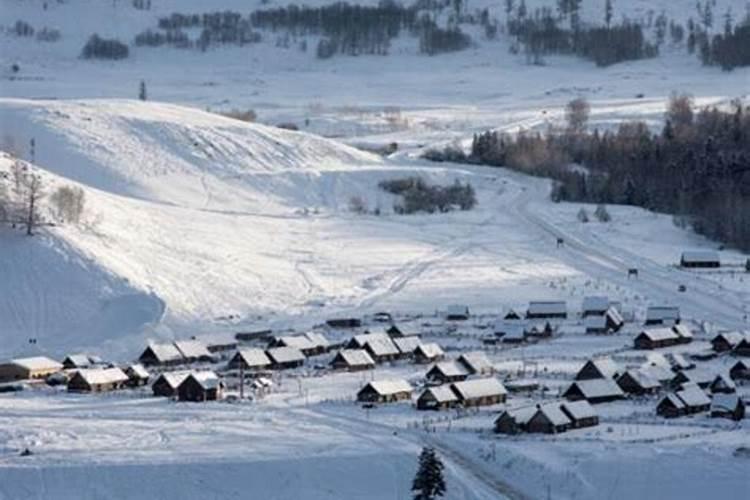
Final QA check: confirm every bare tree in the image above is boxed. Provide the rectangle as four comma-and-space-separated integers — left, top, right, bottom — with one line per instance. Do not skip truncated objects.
50, 185, 86, 224
565, 97, 590, 135
10, 161, 45, 235
666, 92, 694, 134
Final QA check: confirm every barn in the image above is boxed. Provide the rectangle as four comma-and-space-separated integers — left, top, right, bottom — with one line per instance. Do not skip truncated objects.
414, 343, 445, 364
177, 372, 224, 402
227, 348, 272, 371
526, 301, 567, 319
644, 306, 681, 326
616, 370, 661, 396
138, 343, 184, 367
680, 250, 720, 268
575, 358, 621, 381
425, 362, 469, 384
266, 347, 305, 369
0, 356, 63, 382
417, 386, 459, 411
329, 350, 375, 371
457, 351, 493, 375
357, 379, 412, 404
151, 371, 190, 397
67, 367, 129, 393
450, 378, 507, 407
560, 400, 599, 429
633, 328, 680, 350
563, 378, 625, 404
526, 403, 572, 434
494, 406, 536, 435
125, 364, 150, 387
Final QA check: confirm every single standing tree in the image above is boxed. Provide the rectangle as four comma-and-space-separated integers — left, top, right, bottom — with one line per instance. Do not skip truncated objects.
565, 97, 590, 136
139, 80, 147, 101
19, 171, 45, 235
412, 447, 446, 500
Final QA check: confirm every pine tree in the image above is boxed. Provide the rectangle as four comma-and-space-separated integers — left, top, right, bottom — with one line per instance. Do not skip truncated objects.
605, 0, 613, 27
412, 447, 446, 500
138, 80, 147, 101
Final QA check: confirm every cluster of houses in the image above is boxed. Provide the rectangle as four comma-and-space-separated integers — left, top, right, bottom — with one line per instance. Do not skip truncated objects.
495, 400, 598, 435
711, 331, 750, 357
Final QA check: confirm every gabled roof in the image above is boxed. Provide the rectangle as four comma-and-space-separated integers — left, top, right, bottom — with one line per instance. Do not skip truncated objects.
584, 315, 608, 329
144, 343, 183, 363
502, 324, 526, 339
534, 403, 572, 426
711, 374, 736, 391
528, 301, 567, 315
421, 385, 459, 403
580, 358, 620, 379
665, 353, 692, 369
730, 359, 750, 371
675, 385, 710, 407
567, 378, 624, 399
392, 336, 421, 354
561, 400, 597, 420
266, 347, 305, 364
415, 343, 445, 359
582, 296, 609, 312
365, 379, 412, 396
672, 324, 693, 340
636, 328, 679, 342
458, 351, 493, 373
234, 348, 271, 368
185, 371, 222, 390
645, 306, 680, 321
496, 405, 536, 425
673, 368, 714, 386
713, 331, 745, 346
304, 332, 329, 349
365, 337, 400, 357
334, 349, 375, 367
351, 332, 391, 348
606, 306, 624, 325
428, 361, 468, 378
10, 356, 63, 372
154, 370, 191, 389
639, 364, 674, 383
619, 369, 660, 390
173, 340, 211, 359
660, 393, 686, 410
126, 364, 150, 379
72, 367, 128, 386
63, 354, 93, 368
451, 378, 507, 400
275, 335, 316, 351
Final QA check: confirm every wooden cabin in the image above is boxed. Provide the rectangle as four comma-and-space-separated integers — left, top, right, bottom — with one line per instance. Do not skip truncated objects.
357, 379, 412, 404
386, 324, 418, 338
347, 332, 391, 350
138, 343, 184, 367
0, 356, 63, 382
671, 369, 714, 390
62, 354, 96, 370
151, 371, 190, 397
125, 364, 150, 387
266, 347, 305, 370
445, 305, 470, 321
575, 358, 621, 381
616, 370, 661, 396
227, 349, 271, 371
633, 328, 680, 350
680, 250, 720, 268
456, 351, 493, 375
329, 349, 375, 371
709, 374, 736, 394
413, 343, 445, 364
711, 331, 744, 352
450, 378, 507, 407
67, 367, 129, 393
425, 362, 469, 384
657, 393, 687, 418
563, 379, 625, 404
417, 386, 459, 411
177, 372, 224, 402
173, 340, 214, 363
675, 384, 711, 414
733, 337, 750, 357
526, 301, 567, 319
326, 318, 362, 328
560, 400, 599, 429
526, 404, 571, 434
729, 360, 750, 381
644, 306, 680, 326
710, 394, 745, 421
392, 336, 422, 358
364, 337, 400, 363
494, 407, 535, 435
581, 296, 609, 317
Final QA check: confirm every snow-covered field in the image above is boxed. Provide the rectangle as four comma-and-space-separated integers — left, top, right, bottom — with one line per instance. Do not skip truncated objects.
1, 0, 750, 498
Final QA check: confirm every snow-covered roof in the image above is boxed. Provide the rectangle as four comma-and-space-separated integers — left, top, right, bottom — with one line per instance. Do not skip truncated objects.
713, 331, 744, 346
428, 361, 468, 378
499, 406, 537, 425
145, 343, 183, 362
416, 343, 445, 359
731, 359, 750, 371
672, 324, 693, 340
711, 374, 736, 391
584, 315, 608, 329
451, 378, 507, 400
458, 351, 493, 374
606, 306, 624, 325
568, 379, 624, 399
665, 353, 691, 369
561, 400, 597, 420
582, 296, 609, 312
351, 332, 391, 348
11, 356, 63, 372
645, 306, 680, 321
675, 385, 710, 407
335, 349, 375, 367
711, 394, 741, 412
620, 369, 661, 390
528, 301, 567, 315
392, 336, 421, 354
126, 364, 150, 379
174, 340, 211, 359
185, 371, 222, 390
155, 371, 191, 389
63, 354, 93, 368
583, 358, 620, 379
660, 393, 686, 410
73, 367, 128, 386
639, 364, 674, 383
276, 335, 317, 351
674, 368, 714, 386
681, 250, 720, 263
535, 403, 572, 426
304, 332, 329, 348
365, 337, 399, 357
266, 347, 305, 364
637, 328, 679, 342
235, 348, 271, 368
502, 324, 526, 339
366, 379, 412, 396
421, 385, 459, 403
445, 304, 469, 316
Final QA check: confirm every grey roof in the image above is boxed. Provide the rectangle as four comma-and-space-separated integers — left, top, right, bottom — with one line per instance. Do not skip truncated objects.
681, 250, 720, 263
645, 306, 680, 322
561, 400, 597, 420
173, 340, 212, 359
366, 379, 412, 396
234, 348, 271, 368
421, 385, 459, 403
582, 296, 609, 312
304, 332, 330, 348
534, 403, 572, 426
335, 349, 375, 367
675, 385, 710, 407
660, 393, 686, 410
584, 315, 608, 329
266, 347, 305, 364
639, 364, 674, 383
451, 378, 507, 400
711, 394, 741, 412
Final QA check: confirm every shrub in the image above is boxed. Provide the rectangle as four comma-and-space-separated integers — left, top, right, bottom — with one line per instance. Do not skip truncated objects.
594, 204, 611, 222
380, 177, 477, 214
81, 34, 129, 60
577, 207, 590, 223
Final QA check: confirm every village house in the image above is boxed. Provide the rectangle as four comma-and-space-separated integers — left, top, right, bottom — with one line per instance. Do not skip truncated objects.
0, 356, 63, 382
633, 328, 681, 350
177, 372, 224, 402
526, 403, 572, 434
125, 364, 150, 387
266, 347, 306, 370
639, 362, 677, 386
680, 250, 720, 268
347, 332, 391, 350
671, 325, 694, 344
729, 359, 750, 381
674, 384, 711, 414
234, 329, 273, 342
524, 322, 554, 339
227, 349, 272, 371
138, 343, 184, 367
62, 354, 99, 370
386, 324, 418, 338
445, 304, 470, 321
416, 385, 460, 411
711, 331, 745, 352
501, 324, 526, 344
656, 393, 688, 418
392, 336, 422, 359
304, 332, 330, 354
270, 335, 318, 357
173, 340, 214, 363
560, 400, 599, 429
413, 343, 445, 364
709, 374, 736, 394
575, 358, 621, 381
671, 368, 714, 390
364, 337, 400, 363
563, 378, 625, 404
206, 340, 239, 354
425, 362, 469, 384
67, 367, 129, 393
457, 351, 493, 375
604, 307, 625, 332
450, 378, 507, 407
584, 315, 609, 334
356, 379, 412, 404
494, 406, 536, 435
733, 336, 750, 357
581, 296, 610, 317
665, 352, 694, 371
151, 371, 190, 397
644, 306, 681, 326
526, 301, 567, 320
503, 309, 522, 321
329, 349, 375, 372
616, 370, 661, 396
710, 394, 745, 421
504, 379, 540, 393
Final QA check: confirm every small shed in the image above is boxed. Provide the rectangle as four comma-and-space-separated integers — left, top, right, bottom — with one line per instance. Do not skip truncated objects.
414, 343, 445, 364
227, 349, 272, 371
560, 400, 599, 429
526, 301, 567, 319
494, 406, 536, 434
357, 379, 412, 403
527, 403, 572, 434
417, 385, 460, 410
425, 362, 469, 384
125, 364, 150, 387
457, 351, 493, 375
445, 305, 470, 321
329, 349, 375, 371
575, 358, 621, 381
710, 394, 745, 420
563, 378, 625, 404
450, 378, 507, 407
177, 372, 224, 402
67, 368, 129, 393
680, 250, 720, 268
266, 347, 305, 370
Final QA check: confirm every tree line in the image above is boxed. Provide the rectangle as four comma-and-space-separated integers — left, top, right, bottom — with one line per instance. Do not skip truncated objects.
425, 96, 750, 251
